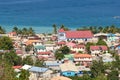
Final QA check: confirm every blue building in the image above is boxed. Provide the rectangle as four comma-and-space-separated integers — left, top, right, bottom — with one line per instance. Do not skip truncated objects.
60, 62, 79, 76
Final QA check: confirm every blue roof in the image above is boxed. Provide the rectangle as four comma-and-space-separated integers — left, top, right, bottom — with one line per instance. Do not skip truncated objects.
29, 66, 48, 73
107, 33, 115, 36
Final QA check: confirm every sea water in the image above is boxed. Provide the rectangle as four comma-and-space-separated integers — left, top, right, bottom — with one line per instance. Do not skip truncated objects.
0, 0, 120, 33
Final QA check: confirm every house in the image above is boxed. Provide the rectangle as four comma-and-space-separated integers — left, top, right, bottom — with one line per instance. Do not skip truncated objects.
60, 61, 79, 76
16, 49, 23, 56
45, 44, 55, 51
102, 53, 114, 62
64, 54, 74, 61
8, 32, 17, 37
58, 28, 93, 43
29, 66, 52, 80
21, 64, 32, 70
90, 45, 108, 56
44, 61, 61, 70
71, 44, 86, 53
66, 42, 76, 48
37, 51, 53, 58
34, 45, 46, 53
25, 39, 42, 46
74, 53, 92, 67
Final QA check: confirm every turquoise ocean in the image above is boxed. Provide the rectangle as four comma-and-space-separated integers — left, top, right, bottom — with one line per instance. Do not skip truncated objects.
0, 0, 120, 33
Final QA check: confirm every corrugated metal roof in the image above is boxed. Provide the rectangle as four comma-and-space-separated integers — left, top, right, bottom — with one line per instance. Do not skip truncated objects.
29, 66, 48, 73
60, 62, 78, 72
44, 61, 61, 66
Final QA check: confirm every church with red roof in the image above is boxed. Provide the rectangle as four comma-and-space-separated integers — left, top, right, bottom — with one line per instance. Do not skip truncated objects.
58, 28, 93, 42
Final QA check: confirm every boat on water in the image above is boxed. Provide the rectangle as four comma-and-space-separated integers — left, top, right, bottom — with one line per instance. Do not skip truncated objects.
113, 16, 120, 19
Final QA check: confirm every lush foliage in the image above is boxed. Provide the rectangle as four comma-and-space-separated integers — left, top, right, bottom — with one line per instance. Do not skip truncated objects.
76, 25, 120, 34
25, 45, 33, 53
90, 59, 105, 78
34, 59, 44, 67
4, 51, 22, 66
12, 27, 35, 36
55, 50, 64, 60
0, 26, 6, 34
60, 24, 70, 31
53, 24, 57, 34
0, 59, 16, 80
59, 46, 70, 54
19, 69, 30, 80
22, 56, 34, 65
96, 38, 107, 46
0, 36, 13, 50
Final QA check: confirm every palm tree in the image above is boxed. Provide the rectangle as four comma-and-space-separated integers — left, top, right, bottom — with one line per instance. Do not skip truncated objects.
53, 24, 57, 34
0, 26, 5, 34
98, 26, 103, 32
60, 24, 70, 31
28, 27, 35, 36
12, 26, 18, 35
22, 28, 28, 36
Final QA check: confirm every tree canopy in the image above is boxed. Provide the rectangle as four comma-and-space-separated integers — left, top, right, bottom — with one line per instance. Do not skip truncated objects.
0, 36, 13, 50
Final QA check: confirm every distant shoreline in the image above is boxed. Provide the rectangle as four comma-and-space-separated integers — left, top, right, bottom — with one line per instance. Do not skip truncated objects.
1, 24, 120, 34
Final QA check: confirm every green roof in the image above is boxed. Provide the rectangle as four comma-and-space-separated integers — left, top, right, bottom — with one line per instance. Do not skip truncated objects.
64, 54, 74, 60
34, 45, 46, 50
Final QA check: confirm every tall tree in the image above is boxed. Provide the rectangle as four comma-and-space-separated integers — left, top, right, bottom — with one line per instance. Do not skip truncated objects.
0, 36, 13, 50
22, 28, 28, 36
0, 59, 16, 80
28, 27, 35, 36
98, 26, 103, 32
90, 59, 105, 78
60, 24, 70, 31
59, 46, 70, 54
22, 56, 33, 65
19, 69, 30, 80
53, 24, 57, 34
12, 26, 18, 34
0, 26, 5, 34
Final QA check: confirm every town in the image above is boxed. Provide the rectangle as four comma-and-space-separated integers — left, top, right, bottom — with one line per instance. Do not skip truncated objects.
0, 25, 120, 80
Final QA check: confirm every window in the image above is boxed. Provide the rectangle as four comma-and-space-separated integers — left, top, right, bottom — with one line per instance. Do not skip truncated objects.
59, 33, 64, 36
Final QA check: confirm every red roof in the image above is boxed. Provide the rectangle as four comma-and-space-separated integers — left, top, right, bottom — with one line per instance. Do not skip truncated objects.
16, 50, 22, 54
57, 41, 66, 45
12, 66, 22, 69
73, 44, 85, 48
37, 51, 51, 55
90, 46, 108, 50
74, 53, 92, 58
65, 30, 93, 38
9, 32, 17, 35
58, 28, 65, 32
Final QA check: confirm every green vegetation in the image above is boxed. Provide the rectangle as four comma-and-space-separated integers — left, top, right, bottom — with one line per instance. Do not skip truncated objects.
53, 24, 57, 34
25, 44, 33, 53
55, 50, 64, 60
34, 59, 44, 67
86, 42, 95, 53
0, 36, 13, 50
59, 46, 70, 54
90, 59, 105, 78
18, 69, 30, 80
96, 38, 107, 46
22, 56, 34, 65
3, 51, 22, 66
76, 25, 120, 34
0, 26, 6, 34
12, 27, 35, 36
60, 24, 70, 31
